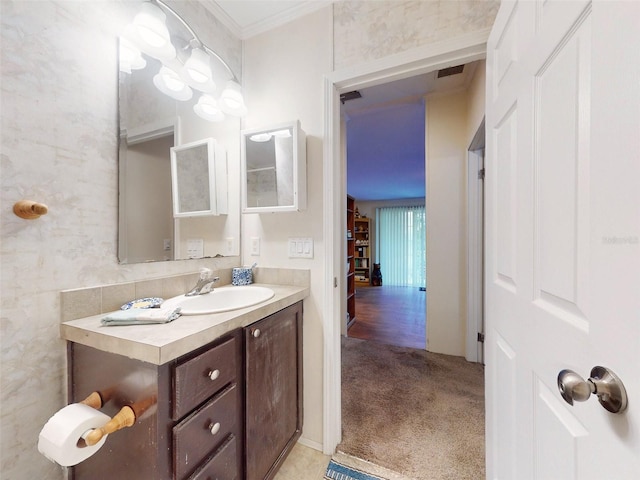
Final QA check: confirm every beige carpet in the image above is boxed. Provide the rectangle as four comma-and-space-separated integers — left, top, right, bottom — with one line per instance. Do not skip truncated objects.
339, 336, 485, 480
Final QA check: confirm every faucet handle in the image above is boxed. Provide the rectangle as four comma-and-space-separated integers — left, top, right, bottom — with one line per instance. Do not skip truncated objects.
199, 267, 212, 279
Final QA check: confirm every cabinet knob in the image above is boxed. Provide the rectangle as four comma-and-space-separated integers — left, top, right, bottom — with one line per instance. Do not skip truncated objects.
252, 328, 261, 338
208, 369, 220, 381
209, 422, 221, 435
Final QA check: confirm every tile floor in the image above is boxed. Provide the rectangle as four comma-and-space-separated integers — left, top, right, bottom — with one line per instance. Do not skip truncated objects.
273, 443, 331, 480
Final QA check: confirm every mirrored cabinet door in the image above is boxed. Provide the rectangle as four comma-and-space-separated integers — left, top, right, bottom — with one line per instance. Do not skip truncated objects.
241, 120, 306, 213
171, 138, 228, 217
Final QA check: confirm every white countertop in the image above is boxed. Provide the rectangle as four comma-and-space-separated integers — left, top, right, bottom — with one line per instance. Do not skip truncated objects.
60, 283, 309, 365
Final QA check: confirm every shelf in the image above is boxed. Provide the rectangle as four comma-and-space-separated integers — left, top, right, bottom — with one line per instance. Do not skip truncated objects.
346, 196, 356, 329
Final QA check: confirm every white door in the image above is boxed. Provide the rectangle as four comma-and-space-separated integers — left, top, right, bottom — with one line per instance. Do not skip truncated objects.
485, 1, 640, 478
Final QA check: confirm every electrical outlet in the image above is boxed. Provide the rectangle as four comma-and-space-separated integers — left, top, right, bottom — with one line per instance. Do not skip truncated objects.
163, 239, 171, 251
226, 237, 235, 255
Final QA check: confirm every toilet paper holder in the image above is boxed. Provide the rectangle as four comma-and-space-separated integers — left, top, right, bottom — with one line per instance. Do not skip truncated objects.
77, 390, 154, 447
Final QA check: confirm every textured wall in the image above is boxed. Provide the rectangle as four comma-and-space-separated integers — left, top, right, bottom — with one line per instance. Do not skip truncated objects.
0, 1, 240, 478
334, 0, 499, 70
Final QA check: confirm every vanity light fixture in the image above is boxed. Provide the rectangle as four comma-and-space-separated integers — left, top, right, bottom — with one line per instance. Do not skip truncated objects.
122, 0, 247, 121
119, 37, 146, 74
184, 48, 213, 85
194, 95, 225, 122
127, 2, 176, 61
218, 80, 248, 117
153, 66, 193, 101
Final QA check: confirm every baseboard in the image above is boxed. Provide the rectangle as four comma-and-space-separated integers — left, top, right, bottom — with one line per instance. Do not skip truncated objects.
297, 436, 323, 452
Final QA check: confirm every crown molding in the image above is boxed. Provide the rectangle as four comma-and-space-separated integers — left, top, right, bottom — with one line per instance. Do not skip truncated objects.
199, 0, 243, 38
241, 1, 332, 39
202, 1, 333, 40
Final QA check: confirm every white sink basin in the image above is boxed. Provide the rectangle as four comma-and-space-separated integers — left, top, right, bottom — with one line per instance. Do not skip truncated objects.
164, 285, 275, 315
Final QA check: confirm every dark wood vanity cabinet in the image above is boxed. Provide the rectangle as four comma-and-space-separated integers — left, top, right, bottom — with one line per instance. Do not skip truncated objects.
69, 330, 243, 480
244, 301, 303, 480
68, 301, 302, 480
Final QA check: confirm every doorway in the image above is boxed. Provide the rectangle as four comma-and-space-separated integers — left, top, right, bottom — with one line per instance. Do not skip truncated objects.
338, 66, 486, 475
343, 89, 427, 349
322, 35, 489, 454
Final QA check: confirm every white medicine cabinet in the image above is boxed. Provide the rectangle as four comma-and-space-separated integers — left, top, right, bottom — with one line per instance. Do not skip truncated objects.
241, 120, 306, 213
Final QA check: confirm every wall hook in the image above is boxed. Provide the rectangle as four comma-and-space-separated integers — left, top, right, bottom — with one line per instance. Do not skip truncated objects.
13, 200, 48, 219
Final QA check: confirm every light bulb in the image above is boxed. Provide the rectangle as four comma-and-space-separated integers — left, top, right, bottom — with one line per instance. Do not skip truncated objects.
185, 48, 212, 84
250, 133, 272, 142
134, 3, 170, 48
194, 95, 225, 122
219, 81, 247, 116
119, 37, 146, 73
153, 67, 192, 101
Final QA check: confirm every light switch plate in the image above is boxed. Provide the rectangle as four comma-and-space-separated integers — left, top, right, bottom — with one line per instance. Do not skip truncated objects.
288, 237, 313, 258
251, 237, 260, 256
186, 238, 204, 259
226, 237, 235, 255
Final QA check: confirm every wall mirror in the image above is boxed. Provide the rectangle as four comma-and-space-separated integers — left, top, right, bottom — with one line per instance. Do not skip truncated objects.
171, 138, 227, 217
241, 120, 306, 213
117, 1, 242, 263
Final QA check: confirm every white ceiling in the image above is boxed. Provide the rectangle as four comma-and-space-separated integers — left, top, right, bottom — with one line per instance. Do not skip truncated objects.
208, 1, 332, 39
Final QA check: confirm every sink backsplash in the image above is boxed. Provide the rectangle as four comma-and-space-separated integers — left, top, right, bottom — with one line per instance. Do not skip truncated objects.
61, 268, 310, 322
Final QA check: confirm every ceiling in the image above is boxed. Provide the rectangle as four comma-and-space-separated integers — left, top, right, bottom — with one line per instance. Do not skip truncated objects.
209, 1, 331, 39
207, 2, 480, 202
344, 62, 480, 201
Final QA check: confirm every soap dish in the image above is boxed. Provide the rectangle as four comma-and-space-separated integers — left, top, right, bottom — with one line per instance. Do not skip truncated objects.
120, 297, 164, 310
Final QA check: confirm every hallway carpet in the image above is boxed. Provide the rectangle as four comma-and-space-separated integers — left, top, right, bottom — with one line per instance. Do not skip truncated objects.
339, 336, 485, 480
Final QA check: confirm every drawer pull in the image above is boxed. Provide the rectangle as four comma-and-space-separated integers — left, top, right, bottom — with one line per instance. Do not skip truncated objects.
252, 328, 261, 338
209, 422, 221, 435
208, 369, 220, 381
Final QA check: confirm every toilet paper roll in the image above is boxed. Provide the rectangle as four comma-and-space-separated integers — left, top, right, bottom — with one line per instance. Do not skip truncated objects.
38, 403, 111, 466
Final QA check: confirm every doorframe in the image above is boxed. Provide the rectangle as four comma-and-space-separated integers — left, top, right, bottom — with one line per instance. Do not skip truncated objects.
466, 119, 485, 363
322, 29, 491, 454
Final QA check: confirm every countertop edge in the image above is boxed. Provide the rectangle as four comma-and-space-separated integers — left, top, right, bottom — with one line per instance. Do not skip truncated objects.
60, 284, 309, 365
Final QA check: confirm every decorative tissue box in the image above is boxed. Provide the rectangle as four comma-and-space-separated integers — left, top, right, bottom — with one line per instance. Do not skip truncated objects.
232, 267, 253, 285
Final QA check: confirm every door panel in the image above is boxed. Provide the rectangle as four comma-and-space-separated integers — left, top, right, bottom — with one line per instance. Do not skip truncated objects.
486, 1, 640, 478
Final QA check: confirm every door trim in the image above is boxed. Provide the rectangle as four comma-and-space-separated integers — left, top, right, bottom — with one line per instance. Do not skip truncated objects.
466, 121, 485, 363
322, 28, 492, 454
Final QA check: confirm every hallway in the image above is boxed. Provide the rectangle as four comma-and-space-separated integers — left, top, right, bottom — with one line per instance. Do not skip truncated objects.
347, 285, 426, 349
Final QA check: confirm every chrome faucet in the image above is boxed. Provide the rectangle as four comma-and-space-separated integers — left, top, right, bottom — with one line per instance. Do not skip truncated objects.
186, 268, 220, 296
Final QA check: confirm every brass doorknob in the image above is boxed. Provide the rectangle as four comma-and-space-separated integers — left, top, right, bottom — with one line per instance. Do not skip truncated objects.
557, 366, 628, 414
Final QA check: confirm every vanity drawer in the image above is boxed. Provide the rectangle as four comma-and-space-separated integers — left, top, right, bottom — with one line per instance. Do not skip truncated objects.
174, 384, 239, 480
174, 336, 236, 419
189, 435, 239, 480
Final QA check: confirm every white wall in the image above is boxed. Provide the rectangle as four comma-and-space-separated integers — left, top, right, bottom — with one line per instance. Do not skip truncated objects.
241, 6, 333, 449
467, 59, 487, 145
426, 90, 470, 356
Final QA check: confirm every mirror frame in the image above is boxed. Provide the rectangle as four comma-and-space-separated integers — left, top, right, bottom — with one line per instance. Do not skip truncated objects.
241, 120, 306, 214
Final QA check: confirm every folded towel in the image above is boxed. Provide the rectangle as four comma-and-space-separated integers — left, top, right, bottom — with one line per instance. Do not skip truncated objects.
101, 307, 181, 326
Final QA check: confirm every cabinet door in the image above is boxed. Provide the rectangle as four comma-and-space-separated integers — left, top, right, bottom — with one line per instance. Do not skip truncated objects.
244, 302, 303, 480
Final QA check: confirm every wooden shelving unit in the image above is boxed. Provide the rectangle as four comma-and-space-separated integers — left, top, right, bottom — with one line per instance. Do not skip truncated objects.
354, 217, 371, 285
346, 196, 356, 329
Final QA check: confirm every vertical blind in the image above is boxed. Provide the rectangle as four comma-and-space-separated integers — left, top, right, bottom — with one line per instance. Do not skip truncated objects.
376, 206, 426, 287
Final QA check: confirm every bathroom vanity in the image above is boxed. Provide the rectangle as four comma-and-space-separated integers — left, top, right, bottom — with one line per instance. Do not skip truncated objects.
61, 281, 307, 480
